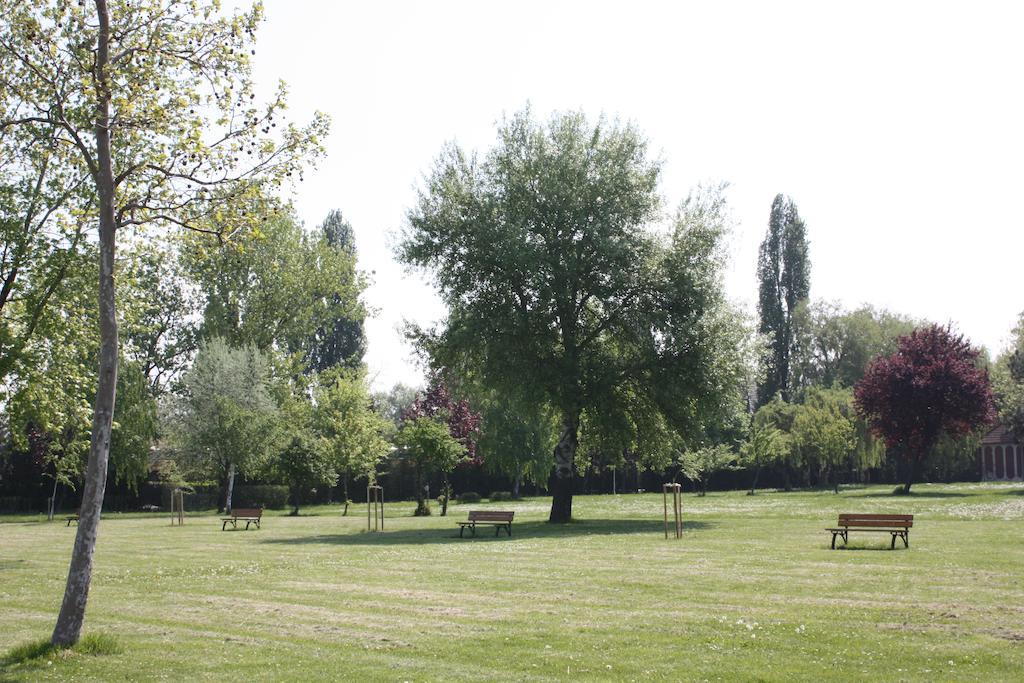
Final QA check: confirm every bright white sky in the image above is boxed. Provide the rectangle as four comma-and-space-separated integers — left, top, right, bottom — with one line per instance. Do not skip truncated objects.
250, 0, 1024, 391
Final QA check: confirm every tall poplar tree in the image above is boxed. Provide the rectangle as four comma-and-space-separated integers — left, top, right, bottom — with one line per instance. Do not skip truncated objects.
756, 194, 810, 404
0, 0, 326, 646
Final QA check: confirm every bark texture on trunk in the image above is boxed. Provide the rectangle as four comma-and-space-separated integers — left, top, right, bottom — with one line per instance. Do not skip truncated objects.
548, 413, 579, 523
225, 462, 236, 513
52, 0, 116, 647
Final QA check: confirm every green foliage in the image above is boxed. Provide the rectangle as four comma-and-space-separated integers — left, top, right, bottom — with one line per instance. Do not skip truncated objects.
739, 421, 787, 493
678, 444, 739, 495
118, 240, 199, 395
994, 312, 1024, 441
791, 301, 918, 392
757, 194, 810, 403
402, 108, 749, 520
167, 338, 283, 497
307, 210, 367, 371
468, 382, 556, 488
394, 416, 466, 515
489, 491, 514, 502
231, 485, 289, 510
313, 367, 391, 483
457, 491, 482, 504
109, 360, 158, 492
273, 436, 336, 515
790, 388, 857, 492
183, 211, 365, 362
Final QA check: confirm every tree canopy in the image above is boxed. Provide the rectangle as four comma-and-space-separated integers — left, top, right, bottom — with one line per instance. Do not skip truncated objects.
757, 194, 810, 404
854, 325, 994, 493
401, 108, 748, 521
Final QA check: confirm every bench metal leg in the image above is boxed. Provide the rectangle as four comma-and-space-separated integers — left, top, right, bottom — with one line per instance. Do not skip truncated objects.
459, 525, 465, 538
891, 533, 897, 550
507, 523, 511, 537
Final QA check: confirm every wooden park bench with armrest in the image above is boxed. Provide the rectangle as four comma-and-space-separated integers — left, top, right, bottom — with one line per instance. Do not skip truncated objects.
221, 507, 263, 531
457, 510, 514, 538
66, 509, 80, 526
826, 513, 913, 549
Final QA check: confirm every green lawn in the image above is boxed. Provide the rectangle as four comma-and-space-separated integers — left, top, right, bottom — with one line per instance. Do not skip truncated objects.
2, 483, 1023, 681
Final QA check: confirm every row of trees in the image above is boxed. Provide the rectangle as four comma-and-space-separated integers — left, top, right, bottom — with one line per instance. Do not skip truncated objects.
396, 108, 1002, 516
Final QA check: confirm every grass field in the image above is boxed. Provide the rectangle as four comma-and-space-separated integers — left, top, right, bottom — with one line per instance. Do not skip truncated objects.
2, 483, 1024, 681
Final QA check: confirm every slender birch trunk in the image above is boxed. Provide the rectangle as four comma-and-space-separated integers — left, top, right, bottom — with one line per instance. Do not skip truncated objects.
52, 0, 116, 647
225, 463, 236, 513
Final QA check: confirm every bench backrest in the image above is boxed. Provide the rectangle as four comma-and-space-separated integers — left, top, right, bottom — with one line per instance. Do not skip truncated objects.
838, 513, 912, 528
467, 510, 514, 523
231, 507, 263, 519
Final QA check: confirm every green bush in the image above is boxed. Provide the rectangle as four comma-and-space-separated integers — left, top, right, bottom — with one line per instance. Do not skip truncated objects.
489, 491, 513, 502
458, 491, 481, 504
233, 485, 288, 509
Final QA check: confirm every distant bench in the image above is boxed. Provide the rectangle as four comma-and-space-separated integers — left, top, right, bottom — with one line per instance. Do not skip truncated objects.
457, 510, 514, 538
66, 509, 80, 527
827, 513, 913, 549
221, 507, 263, 531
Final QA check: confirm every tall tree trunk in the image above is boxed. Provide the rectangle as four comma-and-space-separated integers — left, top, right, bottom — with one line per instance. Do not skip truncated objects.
548, 413, 579, 523
749, 465, 761, 496
440, 473, 449, 516
512, 472, 521, 499
225, 463, 236, 513
52, 1, 116, 647
903, 458, 916, 494
48, 477, 59, 521
414, 463, 429, 516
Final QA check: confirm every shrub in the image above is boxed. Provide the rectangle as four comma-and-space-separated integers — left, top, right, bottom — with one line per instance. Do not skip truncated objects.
458, 491, 481, 504
233, 485, 288, 509
489, 491, 513, 502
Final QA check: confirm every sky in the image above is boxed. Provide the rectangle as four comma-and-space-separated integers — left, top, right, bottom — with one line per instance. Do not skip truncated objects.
248, 0, 1024, 391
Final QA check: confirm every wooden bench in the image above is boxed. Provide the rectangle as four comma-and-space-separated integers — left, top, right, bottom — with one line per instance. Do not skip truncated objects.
826, 513, 913, 549
221, 507, 263, 531
66, 510, 80, 527
457, 510, 514, 537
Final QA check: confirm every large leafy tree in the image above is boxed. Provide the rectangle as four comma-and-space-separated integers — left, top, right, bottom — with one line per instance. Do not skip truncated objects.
169, 337, 282, 511
791, 301, 918, 392
757, 194, 810, 404
312, 367, 391, 503
854, 325, 994, 493
790, 387, 856, 493
401, 109, 746, 522
184, 211, 363, 360
274, 435, 336, 516
0, 0, 326, 645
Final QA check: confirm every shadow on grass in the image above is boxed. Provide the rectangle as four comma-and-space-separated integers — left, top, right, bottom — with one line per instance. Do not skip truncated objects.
830, 545, 910, 552
261, 518, 716, 547
0, 634, 121, 682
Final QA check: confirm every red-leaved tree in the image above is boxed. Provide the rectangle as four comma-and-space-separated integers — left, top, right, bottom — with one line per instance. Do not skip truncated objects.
854, 325, 994, 493
403, 374, 482, 514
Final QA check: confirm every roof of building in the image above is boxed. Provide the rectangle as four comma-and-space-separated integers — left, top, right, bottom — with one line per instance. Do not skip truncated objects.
981, 423, 1018, 445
